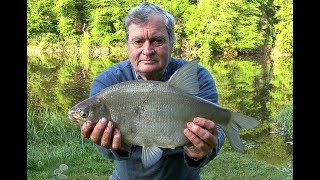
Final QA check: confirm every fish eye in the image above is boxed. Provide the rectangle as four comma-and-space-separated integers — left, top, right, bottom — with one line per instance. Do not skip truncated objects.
80, 111, 88, 118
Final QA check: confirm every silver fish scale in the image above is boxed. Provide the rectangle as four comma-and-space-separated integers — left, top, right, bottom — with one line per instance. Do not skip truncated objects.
100, 80, 213, 149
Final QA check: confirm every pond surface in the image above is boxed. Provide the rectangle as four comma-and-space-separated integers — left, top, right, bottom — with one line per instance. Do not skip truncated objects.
27, 54, 293, 166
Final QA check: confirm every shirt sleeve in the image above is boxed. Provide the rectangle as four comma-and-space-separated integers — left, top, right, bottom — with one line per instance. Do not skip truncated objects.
90, 70, 120, 96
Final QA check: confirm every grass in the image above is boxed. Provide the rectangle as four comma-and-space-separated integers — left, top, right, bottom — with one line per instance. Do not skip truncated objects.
201, 150, 292, 180
27, 109, 293, 179
28, 139, 114, 179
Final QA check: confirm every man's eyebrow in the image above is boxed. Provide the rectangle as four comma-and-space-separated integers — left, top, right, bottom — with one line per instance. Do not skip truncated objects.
130, 36, 144, 41
152, 35, 166, 39
130, 35, 167, 41
148, 35, 167, 42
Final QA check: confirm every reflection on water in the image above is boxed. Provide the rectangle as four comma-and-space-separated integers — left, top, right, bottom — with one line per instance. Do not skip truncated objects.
27, 55, 293, 166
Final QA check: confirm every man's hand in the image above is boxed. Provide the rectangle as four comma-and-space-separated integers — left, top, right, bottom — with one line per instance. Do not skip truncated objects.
81, 117, 122, 150
183, 117, 218, 160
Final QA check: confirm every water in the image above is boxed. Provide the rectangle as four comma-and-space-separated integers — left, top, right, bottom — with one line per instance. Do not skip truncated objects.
27, 54, 293, 166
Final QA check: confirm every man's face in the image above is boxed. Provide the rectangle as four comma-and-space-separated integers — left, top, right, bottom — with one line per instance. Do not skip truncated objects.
127, 14, 171, 80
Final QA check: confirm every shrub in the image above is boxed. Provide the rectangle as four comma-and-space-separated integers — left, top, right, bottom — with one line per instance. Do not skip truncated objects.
275, 105, 293, 139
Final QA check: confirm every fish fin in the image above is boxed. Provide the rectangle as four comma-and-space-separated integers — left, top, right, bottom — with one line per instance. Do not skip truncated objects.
224, 122, 244, 153
141, 147, 163, 168
232, 112, 260, 129
223, 112, 260, 153
167, 59, 199, 95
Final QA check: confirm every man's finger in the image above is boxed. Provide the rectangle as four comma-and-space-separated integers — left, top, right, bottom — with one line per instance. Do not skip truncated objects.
100, 121, 114, 148
192, 118, 217, 147
184, 126, 210, 153
81, 121, 94, 138
112, 128, 122, 150
89, 118, 108, 144
184, 121, 217, 154
193, 117, 217, 135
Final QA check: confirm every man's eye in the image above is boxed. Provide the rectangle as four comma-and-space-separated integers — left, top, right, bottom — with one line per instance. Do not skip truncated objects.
133, 41, 143, 47
153, 39, 165, 46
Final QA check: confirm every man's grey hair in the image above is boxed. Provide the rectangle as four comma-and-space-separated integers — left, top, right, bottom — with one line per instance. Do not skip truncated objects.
124, 2, 176, 48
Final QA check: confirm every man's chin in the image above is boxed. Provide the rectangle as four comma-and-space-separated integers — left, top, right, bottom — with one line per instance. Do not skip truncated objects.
139, 61, 159, 70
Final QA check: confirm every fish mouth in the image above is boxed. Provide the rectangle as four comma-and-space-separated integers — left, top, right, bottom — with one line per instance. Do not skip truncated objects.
68, 111, 86, 124
75, 119, 86, 125
68, 111, 76, 121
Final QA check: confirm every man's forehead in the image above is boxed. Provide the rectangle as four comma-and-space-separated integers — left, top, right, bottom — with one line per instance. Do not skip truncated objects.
128, 24, 168, 39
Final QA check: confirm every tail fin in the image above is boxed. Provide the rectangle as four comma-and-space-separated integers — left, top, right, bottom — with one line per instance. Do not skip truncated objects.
223, 112, 260, 153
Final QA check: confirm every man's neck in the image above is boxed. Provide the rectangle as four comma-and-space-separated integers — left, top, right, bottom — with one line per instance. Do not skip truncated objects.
138, 71, 164, 81
133, 67, 168, 81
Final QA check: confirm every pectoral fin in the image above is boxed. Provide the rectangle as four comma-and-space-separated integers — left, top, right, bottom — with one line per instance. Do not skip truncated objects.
141, 147, 163, 168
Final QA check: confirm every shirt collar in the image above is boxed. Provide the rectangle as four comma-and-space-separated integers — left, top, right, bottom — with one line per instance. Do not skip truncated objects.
132, 66, 169, 81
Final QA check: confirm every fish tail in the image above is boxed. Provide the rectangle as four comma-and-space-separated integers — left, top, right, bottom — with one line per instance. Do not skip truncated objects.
223, 112, 260, 153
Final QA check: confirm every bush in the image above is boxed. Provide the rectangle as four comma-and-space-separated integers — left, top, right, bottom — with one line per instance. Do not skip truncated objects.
275, 105, 293, 139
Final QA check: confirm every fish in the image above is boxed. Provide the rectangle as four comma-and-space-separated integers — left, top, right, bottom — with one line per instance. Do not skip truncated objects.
68, 59, 260, 168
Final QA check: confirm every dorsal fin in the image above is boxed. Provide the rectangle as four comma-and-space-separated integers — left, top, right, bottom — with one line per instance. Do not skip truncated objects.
167, 59, 199, 95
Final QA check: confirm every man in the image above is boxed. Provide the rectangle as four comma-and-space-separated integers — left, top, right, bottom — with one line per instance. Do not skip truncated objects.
80, 2, 225, 180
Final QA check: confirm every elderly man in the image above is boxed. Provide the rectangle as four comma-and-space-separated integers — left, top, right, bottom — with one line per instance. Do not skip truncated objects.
80, 2, 225, 180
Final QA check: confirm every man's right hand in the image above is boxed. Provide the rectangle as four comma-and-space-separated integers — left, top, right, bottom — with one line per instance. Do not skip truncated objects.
81, 117, 122, 150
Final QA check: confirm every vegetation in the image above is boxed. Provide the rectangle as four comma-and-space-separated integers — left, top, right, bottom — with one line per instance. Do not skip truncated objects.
27, 108, 292, 179
27, 0, 293, 61
275, 105, 293, 139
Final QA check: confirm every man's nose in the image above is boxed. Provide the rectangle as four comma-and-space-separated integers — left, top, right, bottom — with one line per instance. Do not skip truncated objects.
142, 41, 154, 55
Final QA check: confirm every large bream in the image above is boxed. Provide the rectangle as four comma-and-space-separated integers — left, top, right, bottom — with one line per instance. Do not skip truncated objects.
68, 59, 260, 168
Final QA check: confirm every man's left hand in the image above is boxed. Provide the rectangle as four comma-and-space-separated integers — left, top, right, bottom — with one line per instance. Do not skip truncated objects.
183, 117, 218, 160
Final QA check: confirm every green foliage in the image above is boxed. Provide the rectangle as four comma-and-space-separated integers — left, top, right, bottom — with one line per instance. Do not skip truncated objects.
87, 57, 116, 79
232, 15, 265, 50
27, 0, 293, 61
182, 1, 218, 62
267, 59, 292, 117
54, 0, 78, 17
274, 25, 292, 53
40, 33, 62, 44
183, 0, 264, 59
211, 60, 261, 115
275, 105, 293, 139
57, 17, 77, 37
27, 0, 57, 38
53, 0, 78, 37
27, 57, 62, 110
55, 64, 91, 111
85, 0, 129, 46
273, 0, 293, 54
80, 33, 92, 56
